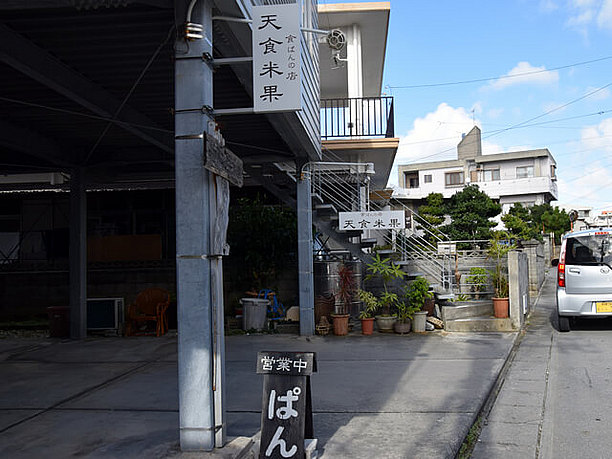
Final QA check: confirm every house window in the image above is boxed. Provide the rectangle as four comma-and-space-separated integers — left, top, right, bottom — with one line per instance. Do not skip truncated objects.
516, 166, 534, 178
550, 164, 557, 180
445, 171, 464, 186
404, 172, 419, 188
483, 169, 500, 181
424, 174, 432, 183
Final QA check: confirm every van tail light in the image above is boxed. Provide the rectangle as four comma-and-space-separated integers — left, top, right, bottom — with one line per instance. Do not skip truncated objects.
558, 242, 566, 288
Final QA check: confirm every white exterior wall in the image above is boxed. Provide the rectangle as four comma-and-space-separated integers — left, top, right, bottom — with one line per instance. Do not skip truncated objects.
396, 154, 558, 210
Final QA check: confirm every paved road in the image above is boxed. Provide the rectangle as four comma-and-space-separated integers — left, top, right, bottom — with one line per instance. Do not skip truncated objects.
541, 304, 612, 458
473, 269, 612, 458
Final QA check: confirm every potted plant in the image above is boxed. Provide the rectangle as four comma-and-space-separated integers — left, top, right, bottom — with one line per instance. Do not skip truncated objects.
394, 294, 421, 334
488, 232, 515, 318
357, 289, 379, 335
397, 276, 434, 333
466, 267, 488, 299
331, 264, 355, 335
363, 253, 406, 332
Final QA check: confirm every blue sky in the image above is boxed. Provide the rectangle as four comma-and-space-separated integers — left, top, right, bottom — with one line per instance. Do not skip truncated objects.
319, 0, 612, 212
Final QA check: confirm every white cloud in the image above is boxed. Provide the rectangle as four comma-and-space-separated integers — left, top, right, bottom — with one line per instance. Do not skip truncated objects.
489, 61, 559, 90
487, 108, 505, 119
585, 86, 611, 100
598, 0, 612, 29
566, 0, 612, 31
557, 162, 612, 207
388, 103, 504, 186
567, 9, 594, 27
558, 117, 612, 207
543, 101, 568, 114
540, 0, 559, 12
581, 117, 612, 152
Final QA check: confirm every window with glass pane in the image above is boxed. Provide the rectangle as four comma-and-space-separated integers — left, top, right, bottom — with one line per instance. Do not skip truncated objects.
566, 235, 612, 265
404, 172, 419, 188
484, 169, 500, 181
445, 171, 464, 186
516, 166, 534, 178
424, 174, 432, 183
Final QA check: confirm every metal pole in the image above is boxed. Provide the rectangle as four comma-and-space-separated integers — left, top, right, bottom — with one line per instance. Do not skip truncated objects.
175, 0, 219, 451
297, 164, 315, 336
69, 166, 87, 339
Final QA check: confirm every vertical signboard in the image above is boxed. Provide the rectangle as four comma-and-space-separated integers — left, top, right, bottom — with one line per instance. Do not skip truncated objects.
253, 3, 301, 113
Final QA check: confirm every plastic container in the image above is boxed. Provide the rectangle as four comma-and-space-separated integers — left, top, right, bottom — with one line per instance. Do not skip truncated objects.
47, 306, 70, 338
412, 311, 428, 333
240, 298, 269, 331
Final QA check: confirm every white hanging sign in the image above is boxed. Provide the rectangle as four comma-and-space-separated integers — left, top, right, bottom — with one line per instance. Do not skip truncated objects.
339, 211, 406, 231
252, 3, 301, 113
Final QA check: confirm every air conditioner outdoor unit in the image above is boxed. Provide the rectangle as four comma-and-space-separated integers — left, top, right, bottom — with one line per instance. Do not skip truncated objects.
87, 297, 124, 331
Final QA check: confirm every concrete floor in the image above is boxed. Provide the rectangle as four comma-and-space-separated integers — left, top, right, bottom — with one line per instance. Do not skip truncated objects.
0, 329, 516, 458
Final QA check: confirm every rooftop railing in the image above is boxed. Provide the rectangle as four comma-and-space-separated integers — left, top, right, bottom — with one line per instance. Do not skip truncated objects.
320, 96, 394, 139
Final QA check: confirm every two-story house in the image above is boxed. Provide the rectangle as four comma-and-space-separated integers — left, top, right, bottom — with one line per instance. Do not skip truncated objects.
396, 126, 558, 214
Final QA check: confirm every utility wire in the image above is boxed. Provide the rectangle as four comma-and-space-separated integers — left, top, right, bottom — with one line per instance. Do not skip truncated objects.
401, 83, 612, 163
82, 24, 175, 165
483, 83, 612, 140
388, 55, 612, 89
399, 109, 612, 150
0, 96, 173, 134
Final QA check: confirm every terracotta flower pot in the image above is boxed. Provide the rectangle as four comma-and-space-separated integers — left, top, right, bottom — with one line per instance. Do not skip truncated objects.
331, 314, 350, 336
493, 297, 509, 318
360, 317, 375, 335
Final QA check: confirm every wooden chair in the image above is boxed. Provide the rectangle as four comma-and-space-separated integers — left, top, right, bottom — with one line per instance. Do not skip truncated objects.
125, 287, 170, 337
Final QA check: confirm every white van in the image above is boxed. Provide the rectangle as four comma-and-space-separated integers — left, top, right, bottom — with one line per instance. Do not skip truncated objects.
556, 228, 612, 332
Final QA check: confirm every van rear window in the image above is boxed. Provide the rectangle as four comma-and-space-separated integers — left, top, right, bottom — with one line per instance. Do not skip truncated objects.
565, 235, 612, 265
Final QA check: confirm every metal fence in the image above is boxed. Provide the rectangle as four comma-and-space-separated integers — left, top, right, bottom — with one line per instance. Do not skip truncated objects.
320, 96, 394, 139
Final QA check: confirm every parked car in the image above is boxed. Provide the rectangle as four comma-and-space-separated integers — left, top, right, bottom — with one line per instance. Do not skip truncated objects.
556, 228, 612, 332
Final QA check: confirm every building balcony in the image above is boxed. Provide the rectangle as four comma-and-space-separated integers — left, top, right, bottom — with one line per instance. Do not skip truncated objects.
396, 176, 558, 202
476, 176, 558, 200
320, 96, 394, 139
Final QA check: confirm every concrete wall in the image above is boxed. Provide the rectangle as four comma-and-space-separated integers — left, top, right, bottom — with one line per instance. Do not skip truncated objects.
454, 256, 496, 297
508, 250, 530, 330
405, 254, 496, 296
521, 240, 545, 297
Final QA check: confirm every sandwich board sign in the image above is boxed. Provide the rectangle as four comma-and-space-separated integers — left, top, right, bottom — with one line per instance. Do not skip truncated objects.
257, 351, 316, 458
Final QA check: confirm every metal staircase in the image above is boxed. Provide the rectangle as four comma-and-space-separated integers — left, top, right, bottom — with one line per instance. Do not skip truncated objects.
302, 162, 453, 292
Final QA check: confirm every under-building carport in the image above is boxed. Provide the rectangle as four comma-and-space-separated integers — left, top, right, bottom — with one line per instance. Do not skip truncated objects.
0, 0, 321, 451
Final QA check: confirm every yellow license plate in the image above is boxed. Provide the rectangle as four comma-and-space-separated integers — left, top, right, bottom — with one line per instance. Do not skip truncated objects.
596, 302, 612, 313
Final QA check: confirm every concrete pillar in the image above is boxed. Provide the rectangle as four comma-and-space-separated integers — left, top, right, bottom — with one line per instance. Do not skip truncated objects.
174, 0, 222, 451
297, 165, 315, 336
522, 240, 544, 296
508, 251, 529, 330
69, 167, 87, 339
542, 233, 554, 267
